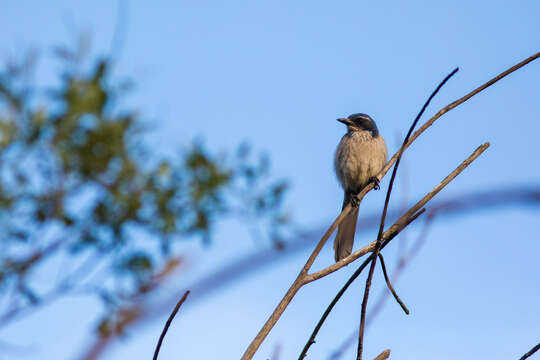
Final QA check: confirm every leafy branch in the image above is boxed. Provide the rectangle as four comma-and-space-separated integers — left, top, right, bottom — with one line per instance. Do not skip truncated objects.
0, 42, 290, 338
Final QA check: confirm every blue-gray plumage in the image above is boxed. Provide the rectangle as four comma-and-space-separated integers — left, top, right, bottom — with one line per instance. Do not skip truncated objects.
334, 113, 387, 262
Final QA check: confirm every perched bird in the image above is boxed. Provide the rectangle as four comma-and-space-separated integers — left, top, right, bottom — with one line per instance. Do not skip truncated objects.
334, 113, 388, 262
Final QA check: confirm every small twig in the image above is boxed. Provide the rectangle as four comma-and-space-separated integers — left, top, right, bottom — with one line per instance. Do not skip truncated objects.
368, 210, 435, 328
520, 342, 540, 360
153, 290, 190, 360
373, 349, 391, 360
377, 253, 409, 315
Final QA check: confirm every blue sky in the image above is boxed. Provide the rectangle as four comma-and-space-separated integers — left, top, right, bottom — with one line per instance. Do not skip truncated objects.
1, 1, 539, 359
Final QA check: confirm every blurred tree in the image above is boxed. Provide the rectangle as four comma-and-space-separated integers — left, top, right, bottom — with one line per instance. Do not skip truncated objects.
0, 40, 289, 337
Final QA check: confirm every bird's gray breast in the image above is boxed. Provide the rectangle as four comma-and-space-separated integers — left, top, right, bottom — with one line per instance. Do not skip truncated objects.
334, 131, 388, 192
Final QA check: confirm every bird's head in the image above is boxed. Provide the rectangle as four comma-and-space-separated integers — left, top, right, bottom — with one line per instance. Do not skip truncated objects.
337, 113, 379, 137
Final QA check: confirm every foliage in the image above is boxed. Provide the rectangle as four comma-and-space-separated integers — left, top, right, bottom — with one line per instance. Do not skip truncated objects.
0, 43, 289, 332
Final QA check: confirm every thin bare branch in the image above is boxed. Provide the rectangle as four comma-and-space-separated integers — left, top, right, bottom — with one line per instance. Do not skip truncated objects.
520, 341, 540, 360
153, 290, 190, 360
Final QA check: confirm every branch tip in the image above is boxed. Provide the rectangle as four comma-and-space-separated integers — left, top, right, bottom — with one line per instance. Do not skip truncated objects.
153, 290, 190, 360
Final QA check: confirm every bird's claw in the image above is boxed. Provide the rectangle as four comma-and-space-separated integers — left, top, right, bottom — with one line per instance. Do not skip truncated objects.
350, 195, 360, 208
369, 177, 380, 190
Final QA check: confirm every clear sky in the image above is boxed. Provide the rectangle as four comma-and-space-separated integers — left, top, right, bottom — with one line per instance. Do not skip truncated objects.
1, 1, 539, 359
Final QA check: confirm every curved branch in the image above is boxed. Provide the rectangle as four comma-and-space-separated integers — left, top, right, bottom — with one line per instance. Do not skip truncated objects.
377, 253, 409, 315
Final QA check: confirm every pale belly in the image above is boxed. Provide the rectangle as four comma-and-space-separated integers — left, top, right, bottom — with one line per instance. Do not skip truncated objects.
334, 131, 387, 193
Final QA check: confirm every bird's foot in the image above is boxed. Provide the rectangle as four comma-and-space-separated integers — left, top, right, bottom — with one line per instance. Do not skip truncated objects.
369, 176, 380, 190
350, 195, 360, 208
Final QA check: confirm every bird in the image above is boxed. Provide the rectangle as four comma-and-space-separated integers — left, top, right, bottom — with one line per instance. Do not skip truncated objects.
334, 113, 388, 262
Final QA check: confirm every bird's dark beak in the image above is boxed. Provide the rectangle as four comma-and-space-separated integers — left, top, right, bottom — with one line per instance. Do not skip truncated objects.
337, 118, 353, 126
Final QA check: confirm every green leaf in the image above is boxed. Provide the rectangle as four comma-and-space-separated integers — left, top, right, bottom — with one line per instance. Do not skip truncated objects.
121, 252, 153, 276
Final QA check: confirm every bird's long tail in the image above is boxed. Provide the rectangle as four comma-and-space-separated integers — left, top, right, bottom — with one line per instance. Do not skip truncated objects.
334, 192, 359, 262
